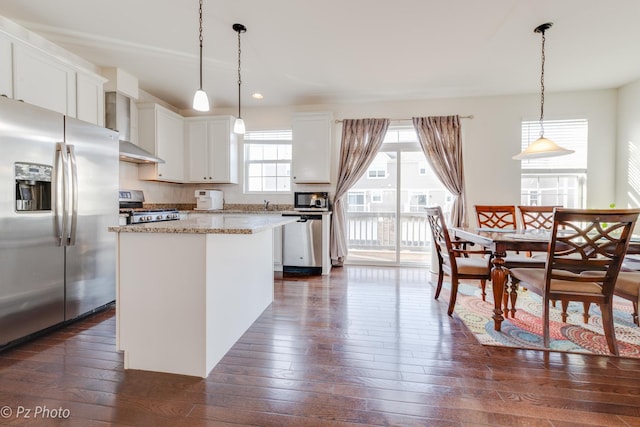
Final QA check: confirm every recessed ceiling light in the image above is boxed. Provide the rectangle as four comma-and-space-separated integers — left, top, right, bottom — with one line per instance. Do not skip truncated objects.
252, 93, 264, 100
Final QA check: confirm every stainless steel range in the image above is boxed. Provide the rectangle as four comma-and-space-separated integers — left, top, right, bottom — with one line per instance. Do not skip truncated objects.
119, 190, 180, 224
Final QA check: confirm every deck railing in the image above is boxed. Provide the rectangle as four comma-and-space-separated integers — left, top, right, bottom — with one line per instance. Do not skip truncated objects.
346, 211, 432, 251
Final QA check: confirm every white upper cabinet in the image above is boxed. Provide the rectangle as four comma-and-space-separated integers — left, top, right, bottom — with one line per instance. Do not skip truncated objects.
185, 119, 208, 182
13, 43, 76, 117
138, 103, 185, 183
185, 116, 238, 183
0, 24, 105, 124
76, 72, 106, 126
291, 112, 333, 183
0, 36, 11, 97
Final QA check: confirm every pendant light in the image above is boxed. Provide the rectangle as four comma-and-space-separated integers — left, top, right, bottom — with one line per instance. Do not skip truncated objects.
233, 23, 247, 134
513, 23, 574, 160
192, 0, 210, 111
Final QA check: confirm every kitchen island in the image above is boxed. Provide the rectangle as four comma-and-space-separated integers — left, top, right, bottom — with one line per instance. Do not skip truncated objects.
108, 214, 296, 378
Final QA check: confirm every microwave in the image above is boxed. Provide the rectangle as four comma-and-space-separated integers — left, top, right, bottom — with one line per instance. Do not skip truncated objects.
294, 192, 329, 211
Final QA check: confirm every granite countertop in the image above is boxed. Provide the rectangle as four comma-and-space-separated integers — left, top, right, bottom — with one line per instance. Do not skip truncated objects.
183, 209, 332, 215
109, 214, 297, 234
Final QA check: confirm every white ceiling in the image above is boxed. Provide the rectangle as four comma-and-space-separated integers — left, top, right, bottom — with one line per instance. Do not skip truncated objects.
2, 0, 640, 111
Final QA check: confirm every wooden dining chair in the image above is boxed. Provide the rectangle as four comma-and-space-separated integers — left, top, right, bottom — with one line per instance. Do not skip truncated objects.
475, 205, 517, 230
475, 204, 542, 270
509, 208, 640, 355
425, 206, 493, 315
612, 271, 640, 326
517, 205, 562, 258
518, 205, 560, 230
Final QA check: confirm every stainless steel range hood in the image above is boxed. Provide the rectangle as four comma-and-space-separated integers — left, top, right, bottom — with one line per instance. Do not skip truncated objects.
105, 91, 164, 164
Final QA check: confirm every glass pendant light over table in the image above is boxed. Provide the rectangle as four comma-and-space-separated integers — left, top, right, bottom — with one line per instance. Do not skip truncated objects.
193, 0, 210, 111
233, 23, 247, 134
513, 22, 574, 160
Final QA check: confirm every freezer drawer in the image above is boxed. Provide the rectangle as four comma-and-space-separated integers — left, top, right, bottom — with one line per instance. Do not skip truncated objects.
283, 214, 323, 274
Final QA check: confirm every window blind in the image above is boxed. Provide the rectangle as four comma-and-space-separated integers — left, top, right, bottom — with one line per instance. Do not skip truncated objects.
244, 130, 292, 141
520, 119, 588, 170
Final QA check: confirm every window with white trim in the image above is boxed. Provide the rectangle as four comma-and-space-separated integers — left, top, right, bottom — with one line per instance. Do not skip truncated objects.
348, 191, 366, 212
244, 130, 292, 193
408, 191, 428, 211
520, 119, 588, 207
418, 161, 427, 176
367, 163, 387, 179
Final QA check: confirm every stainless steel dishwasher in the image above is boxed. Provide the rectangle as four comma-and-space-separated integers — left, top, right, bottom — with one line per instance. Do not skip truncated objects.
282, 213, 323, 275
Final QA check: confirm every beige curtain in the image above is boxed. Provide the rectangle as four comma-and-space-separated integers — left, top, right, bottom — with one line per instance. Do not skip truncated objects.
330, 118, 390, 265
412, 116, 466, 227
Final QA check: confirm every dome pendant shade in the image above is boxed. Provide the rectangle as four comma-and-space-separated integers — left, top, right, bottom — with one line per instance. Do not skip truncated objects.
512, 136, 574, 160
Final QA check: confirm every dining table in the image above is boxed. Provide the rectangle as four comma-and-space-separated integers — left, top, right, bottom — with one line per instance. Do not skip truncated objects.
450, 227, 640, 332
450, 227, 550, 331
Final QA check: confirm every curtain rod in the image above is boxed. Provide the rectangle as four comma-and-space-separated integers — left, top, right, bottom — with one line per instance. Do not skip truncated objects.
334, 115, 474, 123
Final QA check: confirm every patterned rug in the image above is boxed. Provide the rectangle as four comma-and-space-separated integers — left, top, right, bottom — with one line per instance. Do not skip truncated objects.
442, 282, 640, 358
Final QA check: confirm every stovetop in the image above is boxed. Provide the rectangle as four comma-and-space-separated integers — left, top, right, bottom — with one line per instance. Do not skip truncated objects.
120, 208, 180, 224
121, 208, 178, 213
119, 189, 180, 224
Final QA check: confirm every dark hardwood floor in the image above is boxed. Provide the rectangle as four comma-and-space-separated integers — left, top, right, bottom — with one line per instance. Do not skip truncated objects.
1, 266, 640, 426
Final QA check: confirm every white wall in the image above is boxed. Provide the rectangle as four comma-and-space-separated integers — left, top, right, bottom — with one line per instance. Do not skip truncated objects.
126, 88, 619, 225
616, 79, 640, 209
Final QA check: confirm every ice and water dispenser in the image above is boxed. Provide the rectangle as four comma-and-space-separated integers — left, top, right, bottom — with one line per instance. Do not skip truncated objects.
15, 162, 52, 212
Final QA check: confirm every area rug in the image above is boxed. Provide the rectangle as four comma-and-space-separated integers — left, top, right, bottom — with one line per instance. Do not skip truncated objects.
443, 282, 640, 358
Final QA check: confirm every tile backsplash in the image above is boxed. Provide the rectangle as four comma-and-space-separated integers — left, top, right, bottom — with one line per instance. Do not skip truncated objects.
119, 162, 195, 203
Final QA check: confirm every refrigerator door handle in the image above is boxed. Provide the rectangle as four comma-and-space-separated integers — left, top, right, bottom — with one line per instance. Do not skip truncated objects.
53, 142, 69, 246
67, 144, 78, 246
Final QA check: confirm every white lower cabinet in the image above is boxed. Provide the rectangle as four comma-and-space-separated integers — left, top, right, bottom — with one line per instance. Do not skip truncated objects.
185, 116, 238, 183
138, 103, 185, 182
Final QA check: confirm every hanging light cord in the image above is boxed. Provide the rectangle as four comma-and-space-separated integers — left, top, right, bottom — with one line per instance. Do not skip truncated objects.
237, 28, 242, 118
538, 26, 547, 138
198, 0, 204, 90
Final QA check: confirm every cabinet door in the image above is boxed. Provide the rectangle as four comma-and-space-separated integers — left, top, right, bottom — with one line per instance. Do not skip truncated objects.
138, 104, 184, 183
291, 112, 332, 183
186, 119, 209, 182
13, 44, 76, 116
0, 36, 12, 98
208, 117, 238, 183
156, 107, 184, 182
76, 73, 105, 126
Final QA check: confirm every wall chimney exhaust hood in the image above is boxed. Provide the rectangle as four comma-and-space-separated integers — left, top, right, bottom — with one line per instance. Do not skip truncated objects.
105, 91, 164, 164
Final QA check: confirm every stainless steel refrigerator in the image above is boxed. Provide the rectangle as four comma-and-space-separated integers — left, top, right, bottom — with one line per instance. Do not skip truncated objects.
0, 96, 119, 347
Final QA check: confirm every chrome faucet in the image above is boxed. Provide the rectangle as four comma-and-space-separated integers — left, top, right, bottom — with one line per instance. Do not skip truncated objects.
264, 200, 270, 211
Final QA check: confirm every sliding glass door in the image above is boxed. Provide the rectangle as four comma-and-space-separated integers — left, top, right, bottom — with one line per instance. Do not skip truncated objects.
345, 127, 451, 266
